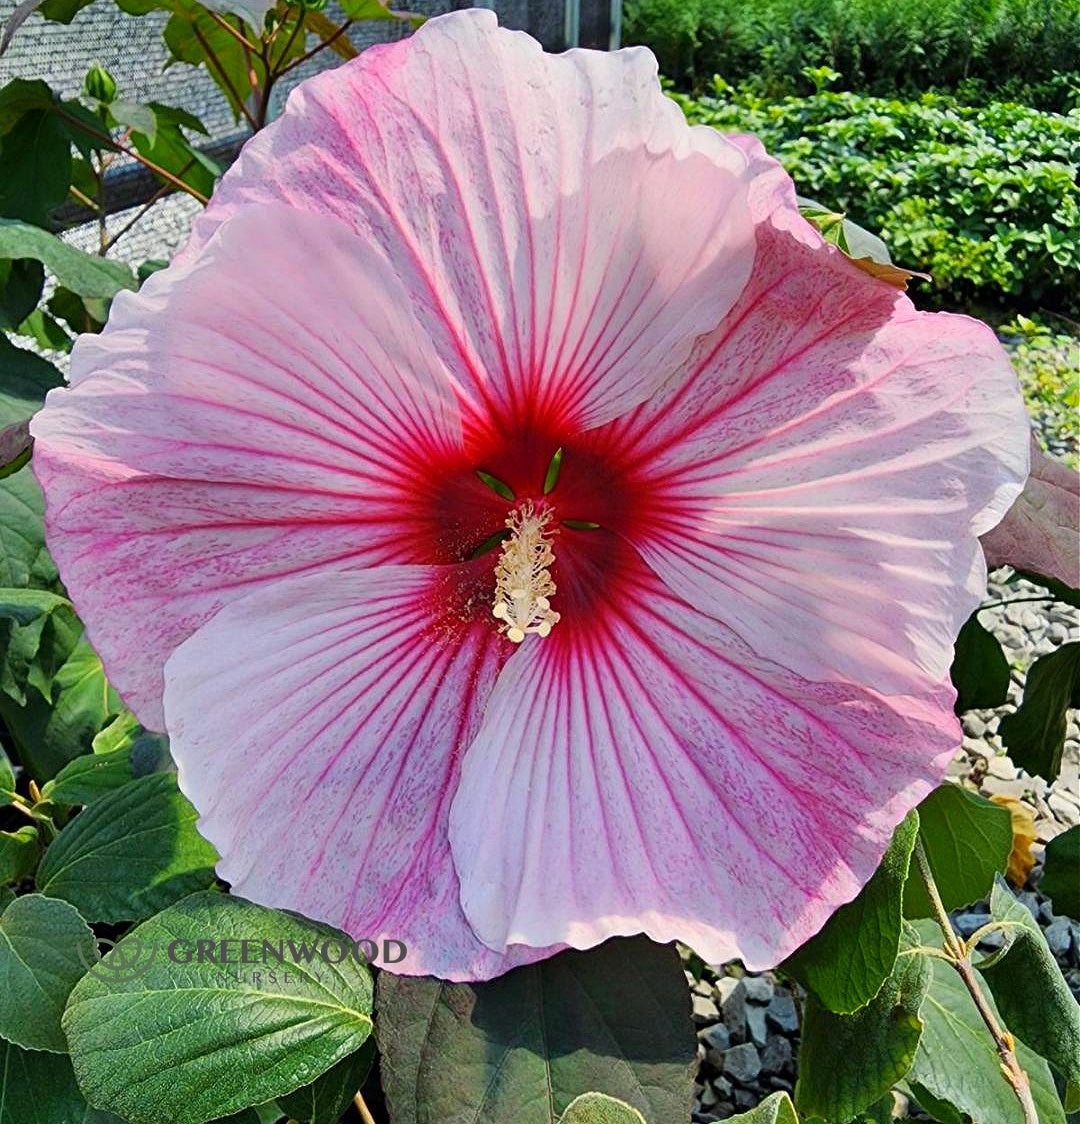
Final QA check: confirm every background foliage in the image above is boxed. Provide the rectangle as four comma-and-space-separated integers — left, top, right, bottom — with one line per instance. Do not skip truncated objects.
623, 0, 1080, 109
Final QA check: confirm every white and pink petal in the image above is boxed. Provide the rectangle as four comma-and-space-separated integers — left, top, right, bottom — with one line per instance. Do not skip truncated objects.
180, 9, 759, 435
594, 214, 1029, 696
448, 553, 958, 967
31, 205, 468, 728
164, 564, 556, 982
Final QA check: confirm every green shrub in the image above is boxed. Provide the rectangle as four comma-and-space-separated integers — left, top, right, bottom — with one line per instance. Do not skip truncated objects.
673, 84, 1080, 316
624, 0, 1080, 110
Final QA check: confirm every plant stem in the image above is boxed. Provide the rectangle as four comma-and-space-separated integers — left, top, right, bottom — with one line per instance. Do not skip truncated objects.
102, 158, 196, 253
191, 21, 260, 131
353, 1091, 376, 1124
204, 9, 259, 51
278, 19, 353, 76
54, 109, 210, 204
978, 596, 1057, 611
912, 838, 1040, 1124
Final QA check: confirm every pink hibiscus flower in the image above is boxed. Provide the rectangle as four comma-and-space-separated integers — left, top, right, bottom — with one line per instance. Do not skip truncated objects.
31, 11, 1029, 981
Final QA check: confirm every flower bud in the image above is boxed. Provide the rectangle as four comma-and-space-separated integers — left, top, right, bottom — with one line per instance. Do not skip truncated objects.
83, 64, 117, 104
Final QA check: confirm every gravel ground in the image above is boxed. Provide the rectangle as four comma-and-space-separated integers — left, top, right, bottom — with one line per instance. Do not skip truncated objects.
687, 570, 1080, 1121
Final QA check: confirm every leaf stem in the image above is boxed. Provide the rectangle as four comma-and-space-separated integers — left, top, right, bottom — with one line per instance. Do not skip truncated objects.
54, 109, 210, 204
912, 838, 1040, 1124
191, 20, 260, 131
102, 158, 196, 253
978, 596, 1057, 611
278, 19, 354, 76
204, 9, 259, 51
353, 1091, 376, 1124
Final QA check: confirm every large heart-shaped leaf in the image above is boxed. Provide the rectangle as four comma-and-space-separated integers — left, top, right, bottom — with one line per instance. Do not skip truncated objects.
0, 1041, 125, 1123
907, 924, 1065, 1124
36, 771, 217, 921
977, 877, 1080, 1088
376, 936, 696, 1124
0, 892, 95, 1051
794, 934, 929, 1122
0, 219, 134, 297
902, 784, 1012, 918
785, 810, 917, 1012
63, 891, 374, 1124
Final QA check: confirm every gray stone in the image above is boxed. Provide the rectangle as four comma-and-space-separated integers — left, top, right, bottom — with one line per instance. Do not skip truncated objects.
963, 714, 989, 738
692, 993, 719, 1024
953, 912, 989, 938
746, 1003, 769, 1048
699, 1022, 730, 1053
760, 1034, 793, 1075
723, 1043, 762, 1085
692, 979, 713, 999
733, 1088, 758, 1109
765, 991, 799, 1033
1017, 891, 1041, 920
718, 978, 748, 1042
987, 754, 1017, 780
742, 975, 775, 1004
712, 1076, 732, 1099
699, 1081, 720, 1109
767, 1076, 795, 1092
1045, 917, 1073, 961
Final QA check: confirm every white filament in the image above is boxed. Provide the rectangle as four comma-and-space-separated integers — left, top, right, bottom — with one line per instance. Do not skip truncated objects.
492, 502, 560, 643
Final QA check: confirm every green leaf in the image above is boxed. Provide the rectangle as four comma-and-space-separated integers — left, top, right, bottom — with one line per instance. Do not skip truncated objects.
337, 0, 408, 20
0, 632, 120, 781
950, 613, 1011, 713
784, 810, 918, 1013
108, 100, 156, 144
0, 219, 135, 298
277, 1041, 375, 1124
907, 923, 1065, 1124
63, 890, 374, 1124
0, 462, 55, 589
36, 772, 217, 922
998, 642, 1080, 783
0, 324, 64, 471
376, 936, 696, 1124
1040, 825, 1080, 919
559, 1092, 649, 1124
0, 587, 72, 704
0, 1041, 126, 1124
0, 79, 54, 136
130, 103, 219, 198
40, 746, 133, 805
0, 111, 70, 225
902, 784, 1012, 918
47, 285, 106, 335
0, 257, 44, 328
163, 7, 257, 122
0, 825, 38, 883
14, 307, 72, 353
38, 0, 97, 18
726, 1091, 800, 1123
794, 937, 929, 1122
0, 892, 95, 1051
0, 740, 14, 798
977, 876, 1080, 1087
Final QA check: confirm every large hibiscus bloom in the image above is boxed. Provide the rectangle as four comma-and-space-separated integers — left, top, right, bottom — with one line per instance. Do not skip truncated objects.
31, 11, 1029, 981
